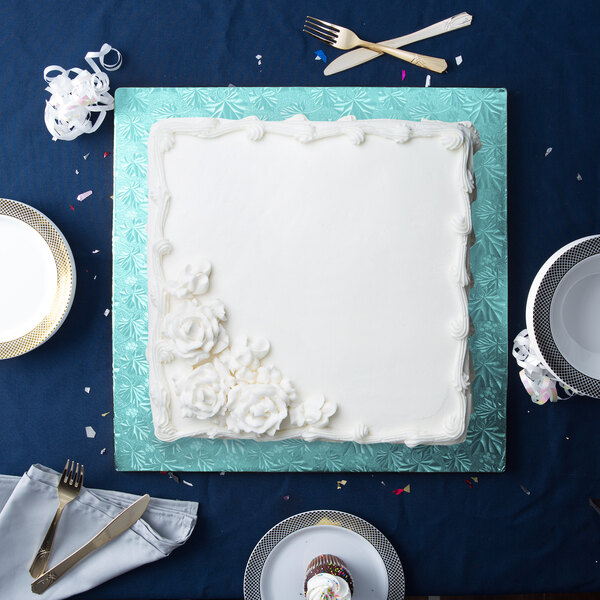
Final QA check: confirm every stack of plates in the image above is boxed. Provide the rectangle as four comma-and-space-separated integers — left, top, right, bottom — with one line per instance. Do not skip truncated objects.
526, 235, 600, 398
0, 198, 76, 359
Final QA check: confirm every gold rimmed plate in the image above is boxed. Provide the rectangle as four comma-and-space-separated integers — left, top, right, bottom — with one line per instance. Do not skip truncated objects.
0, 198, 76, 359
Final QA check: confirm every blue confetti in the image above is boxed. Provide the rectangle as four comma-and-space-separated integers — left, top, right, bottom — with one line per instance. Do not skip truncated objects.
314, 50, 327, 63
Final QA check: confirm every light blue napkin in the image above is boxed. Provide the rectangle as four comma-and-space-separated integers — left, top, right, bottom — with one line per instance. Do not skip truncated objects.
0, 464, 198, 599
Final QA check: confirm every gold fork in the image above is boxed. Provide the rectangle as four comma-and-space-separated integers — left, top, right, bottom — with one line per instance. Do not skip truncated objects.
304, 16, 448, 73
29, 460, 84, 577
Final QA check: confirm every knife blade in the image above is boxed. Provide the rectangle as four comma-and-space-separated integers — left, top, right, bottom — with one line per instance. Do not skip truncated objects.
323, 12, 472, 76
31, 494, 150, 595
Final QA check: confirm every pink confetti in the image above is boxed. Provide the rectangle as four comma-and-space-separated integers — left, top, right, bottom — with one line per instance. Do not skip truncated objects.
69, 205, 75, 211
77, 190, 93, 202
402, 70, 406, 81
104, 151, 110, 158
283, 495, 290, 501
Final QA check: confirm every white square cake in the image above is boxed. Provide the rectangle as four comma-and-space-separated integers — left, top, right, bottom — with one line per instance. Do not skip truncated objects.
147, 114, 479, 446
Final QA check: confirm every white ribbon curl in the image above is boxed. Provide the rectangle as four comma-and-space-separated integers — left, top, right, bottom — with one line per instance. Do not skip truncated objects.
43, 43, 122, 141
512, 328, 576, 405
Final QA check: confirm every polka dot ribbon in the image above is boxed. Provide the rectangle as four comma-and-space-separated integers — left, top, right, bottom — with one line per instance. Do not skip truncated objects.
512, 329, 576, 404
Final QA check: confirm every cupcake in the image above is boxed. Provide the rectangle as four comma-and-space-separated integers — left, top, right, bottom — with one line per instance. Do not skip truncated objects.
304, 554, 353, 600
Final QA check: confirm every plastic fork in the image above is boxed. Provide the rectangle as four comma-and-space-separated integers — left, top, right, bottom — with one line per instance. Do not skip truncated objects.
29, 460, 84, 577
304, 16, 448, 73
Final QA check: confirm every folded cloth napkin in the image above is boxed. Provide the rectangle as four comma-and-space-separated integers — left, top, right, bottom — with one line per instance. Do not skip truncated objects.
0, 464, 198, 599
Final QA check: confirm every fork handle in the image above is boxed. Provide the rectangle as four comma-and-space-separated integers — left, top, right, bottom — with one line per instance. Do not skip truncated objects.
29, 504, 65, 578
360, 41, 447, 73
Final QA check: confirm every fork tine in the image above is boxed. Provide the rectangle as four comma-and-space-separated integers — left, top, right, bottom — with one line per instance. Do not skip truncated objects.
304, 22, 337, 39
61, 459, 70, 482
303, 26, 336, 44
305, 16, 339, 32
66, 459, 75, 484
76, 464, 84, 488
73, 462, 80, 485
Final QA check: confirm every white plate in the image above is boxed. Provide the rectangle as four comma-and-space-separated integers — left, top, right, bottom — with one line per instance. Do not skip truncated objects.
244, 510, 405, 600
526, 235, 600, 397
0, 198, 76, 359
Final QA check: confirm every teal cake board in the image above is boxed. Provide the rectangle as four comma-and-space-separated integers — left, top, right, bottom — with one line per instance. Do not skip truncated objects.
113, 87, 507, 472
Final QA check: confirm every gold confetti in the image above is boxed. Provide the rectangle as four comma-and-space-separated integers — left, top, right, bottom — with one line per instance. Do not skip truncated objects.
336, 480, 347, 490
101, 411, 111, 417
471, 477, 479, 483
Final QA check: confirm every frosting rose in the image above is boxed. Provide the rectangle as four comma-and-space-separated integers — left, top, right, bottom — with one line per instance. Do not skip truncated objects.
162, 300, 229, 364
306, 574, 351, 600
225, 381, 294, 436
169, 261, 212, 299
176, 361, 231, 420
290, 393, 336, 428
222, 335, 271, 382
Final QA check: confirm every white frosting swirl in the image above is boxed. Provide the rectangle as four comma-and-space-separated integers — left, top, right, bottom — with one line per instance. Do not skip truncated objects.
306, 573, 351, 600
169, 261, 212, 299
290, 393, 336, 428
225, 382, 293, 436
176, 362, 230, 420
162, 300, 229, 364
222, 335, 271, 382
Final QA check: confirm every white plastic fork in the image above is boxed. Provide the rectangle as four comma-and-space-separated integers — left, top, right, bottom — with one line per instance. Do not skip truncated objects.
304, 16, 448, 73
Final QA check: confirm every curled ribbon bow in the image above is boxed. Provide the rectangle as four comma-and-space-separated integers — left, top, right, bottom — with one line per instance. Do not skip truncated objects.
512, 329, 576, 404
43, 43, 122, 141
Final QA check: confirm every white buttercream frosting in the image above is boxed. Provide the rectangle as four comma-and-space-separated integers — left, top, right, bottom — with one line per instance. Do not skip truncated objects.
147, 115, 477, 444
162, 300, 228, 364
306, 573, 351, 600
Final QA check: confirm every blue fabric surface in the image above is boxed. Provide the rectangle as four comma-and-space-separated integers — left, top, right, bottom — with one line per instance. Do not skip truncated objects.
0, 0, 599, 597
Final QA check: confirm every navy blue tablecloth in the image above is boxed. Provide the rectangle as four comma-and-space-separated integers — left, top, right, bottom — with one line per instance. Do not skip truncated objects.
1, 0, 600, 597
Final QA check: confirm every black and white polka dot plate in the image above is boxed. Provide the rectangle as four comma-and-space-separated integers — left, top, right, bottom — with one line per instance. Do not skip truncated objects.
243, 510, 405, 600
526, 235, 600, 398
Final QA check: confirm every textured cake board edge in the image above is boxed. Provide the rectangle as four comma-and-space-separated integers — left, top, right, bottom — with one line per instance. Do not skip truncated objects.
112, 86, 507, 472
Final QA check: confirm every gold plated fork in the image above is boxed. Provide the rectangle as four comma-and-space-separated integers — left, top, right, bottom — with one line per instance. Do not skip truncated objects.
29, 460, 84, 577
304, 16, 448, 73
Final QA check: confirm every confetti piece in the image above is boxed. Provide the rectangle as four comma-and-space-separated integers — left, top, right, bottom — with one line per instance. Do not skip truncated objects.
84, 387, 91, 394
100, 448, 106, 454
101, 411, 111, 417
77, 190, 93, 202
425, 75, 431, 87
465, 479, 473, 488
104, 151, 110, 158
183, 480, 193, 487
85, 426, 96, 438
577, 173, 583, 181
545, 147, 552, 157
471, 476, 479, 483
104, 308, 110, 317
381, 481, 386, 486
219, 471, 225, 476
75, 169, 79, 175
336, 479, 347, 490
167, 472, 180, 483
92, 249, 100, 254
283, 495, 290, 501
455, 55, 463, 65
401, 70, 406, 81
83, 153, 90, 160
93, 275, 97, 280
256, 54, 262, 66
520, 484, 531, 496
69, 205, 75, 211
228, 83, 236, 88
392, 484, 411, 495
314, 49, 328, 63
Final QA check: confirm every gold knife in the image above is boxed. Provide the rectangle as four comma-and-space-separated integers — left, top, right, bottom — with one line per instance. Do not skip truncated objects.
31, 494, 150, 594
